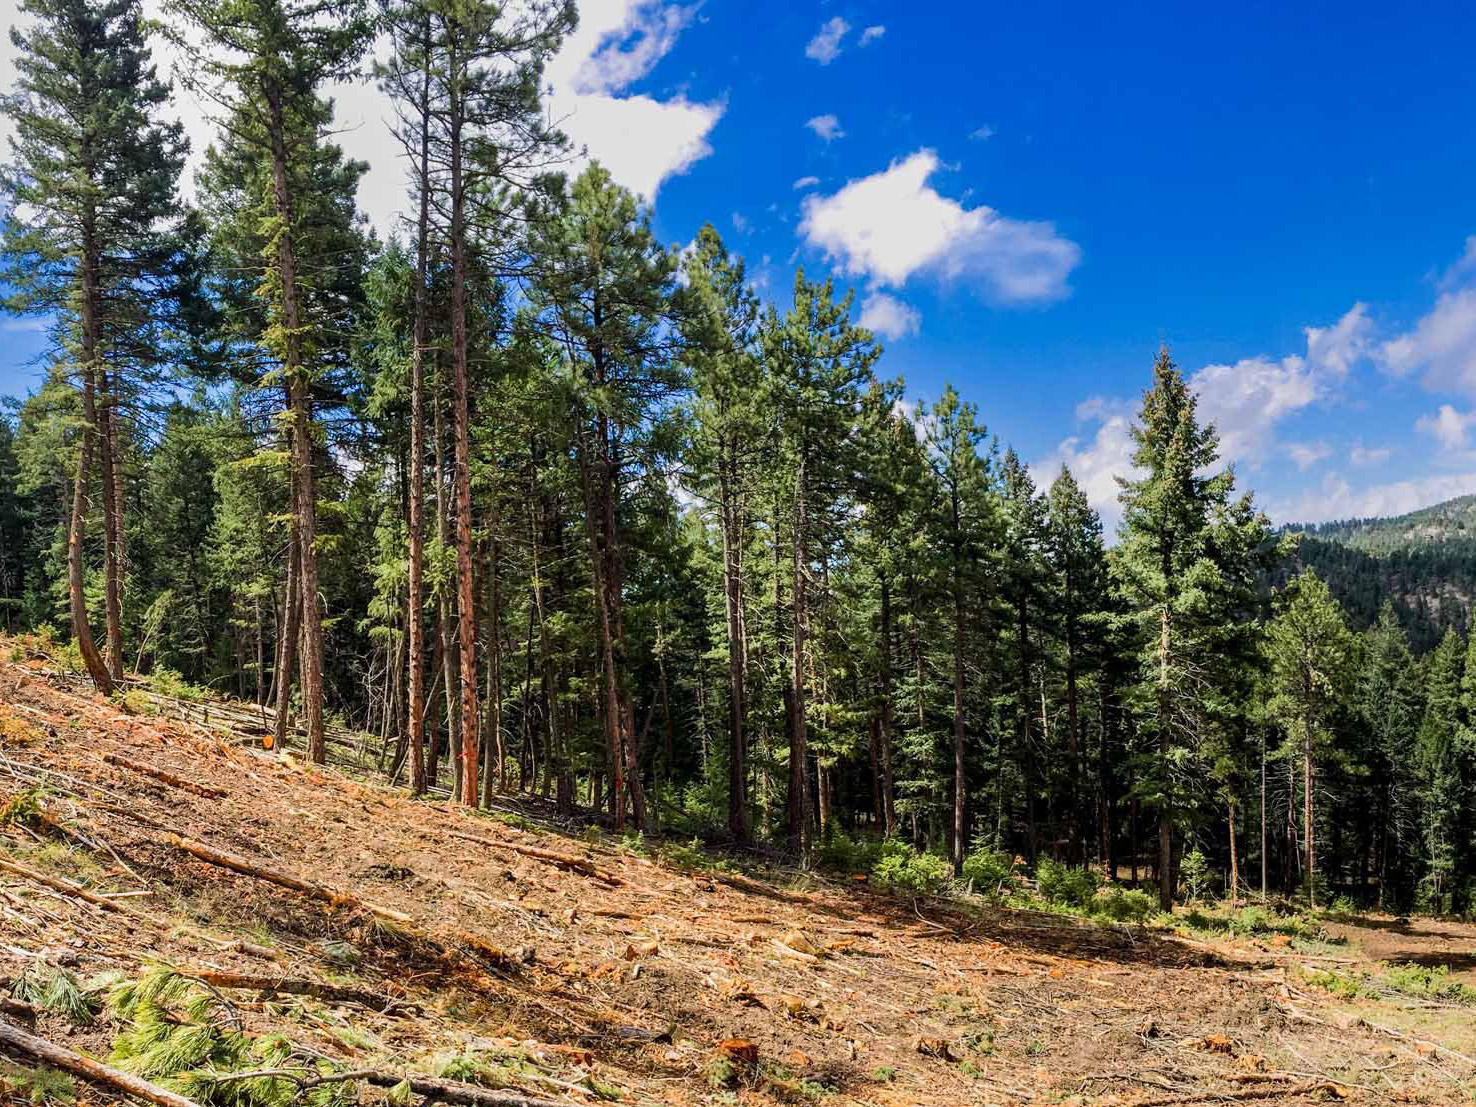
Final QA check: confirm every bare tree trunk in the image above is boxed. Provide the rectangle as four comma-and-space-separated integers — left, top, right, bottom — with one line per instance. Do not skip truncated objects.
788, 453, 809, 854
97, 369, 124, 682
272, 524, 300, 752
952, 563, 966, 873
719, 455, 750, 842
878, 573, 897, 834
1157, 595, 1173, 910
265, 85, 325, 764
447, 36, 478, 806
1227, 794, 1240, 900
69, 216, 113, 695
404, 14, 432, 795
1304, 728, 1316, 907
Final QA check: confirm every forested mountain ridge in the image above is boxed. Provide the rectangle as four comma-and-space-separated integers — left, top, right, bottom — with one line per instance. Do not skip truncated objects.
1284, 496, 1476, 650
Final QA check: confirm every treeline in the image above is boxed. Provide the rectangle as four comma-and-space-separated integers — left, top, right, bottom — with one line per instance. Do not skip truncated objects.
3, 0, 1474, 915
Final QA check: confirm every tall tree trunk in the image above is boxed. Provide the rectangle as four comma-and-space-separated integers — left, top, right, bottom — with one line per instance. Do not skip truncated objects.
404, 15, 432, 796
482, 528, 503, 807
1304, 727, 1316, 907
97, 369, 123, 682
1157, 596, 1173, 910
69, 215, 113, 695
447, 42, 478, 807
952, 559, 966, 873
878, 573, 898, 834
788, 453, 809, 854
265, 86, 325, 764
1260, 730, 1268, 901
720, 454, 750, 842
272, 526, 300, 752
1227, 794, 1240, 900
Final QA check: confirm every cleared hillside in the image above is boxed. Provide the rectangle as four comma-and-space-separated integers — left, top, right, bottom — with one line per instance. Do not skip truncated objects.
2, 643, 1476, 1105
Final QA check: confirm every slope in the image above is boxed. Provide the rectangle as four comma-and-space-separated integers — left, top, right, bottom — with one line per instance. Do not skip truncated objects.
1, 638, 1475, 1105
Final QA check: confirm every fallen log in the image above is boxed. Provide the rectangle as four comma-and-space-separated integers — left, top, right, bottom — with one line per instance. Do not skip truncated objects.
0, 857, 160, 929
182, 969, 414, 1013
166, 834, 413, 924
102, 754, 226, 799
0, 1015, 203, 1107
204, 1065, 568, 1106
443, 828, 624, 888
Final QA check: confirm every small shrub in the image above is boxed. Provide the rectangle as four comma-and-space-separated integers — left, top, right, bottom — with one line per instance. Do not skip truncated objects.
1035, 858, 1100, 908
1179, 849, 1212, 904
659, 837, 706, 872
1381, 962, 1476, 1004
146, 669, 206, 703
871, 840, 950, 896
1093, 888, 1155, 923
961, 846, 1017, 900
0, 1060, 74, 1104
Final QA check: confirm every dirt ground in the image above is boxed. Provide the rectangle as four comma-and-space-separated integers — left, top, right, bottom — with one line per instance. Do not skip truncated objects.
1, 646, 1475, 1106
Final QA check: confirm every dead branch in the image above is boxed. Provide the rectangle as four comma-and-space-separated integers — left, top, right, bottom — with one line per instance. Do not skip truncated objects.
102, 753, 227, 799
443, 828, 624, 887
204, 1065, 569, 1105
165, 834, 413, 924
0, 1015, 204, 1107
182, 969, 416, 1014
1112, 1080, 1348, 1107
0, 856, 160, 929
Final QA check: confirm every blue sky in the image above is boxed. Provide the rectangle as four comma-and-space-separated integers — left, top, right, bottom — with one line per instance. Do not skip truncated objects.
5, 0, 1476, 529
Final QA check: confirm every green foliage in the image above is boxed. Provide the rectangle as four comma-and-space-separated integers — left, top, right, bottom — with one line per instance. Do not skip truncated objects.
1179, 849, 1212, 904
11, 966, 103, 1026
1092, 888, 1155, 923
1034, 858, 1100, 908
0, 785, 46, 827
148, 668, 207, 702
871, 840, 950, 896
0, 1061, 74, 1104
961, 846, 1018, 900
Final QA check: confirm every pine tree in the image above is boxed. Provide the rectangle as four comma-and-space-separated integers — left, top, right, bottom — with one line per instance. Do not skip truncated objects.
1114, 347, 1260, 908
1416, 628, 1463, 911
1265, 569, 1354, 907
1, 0, 186, 691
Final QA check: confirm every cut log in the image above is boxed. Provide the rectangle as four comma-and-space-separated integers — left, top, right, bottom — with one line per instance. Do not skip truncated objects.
0, 1015, 204, 1107
443, 828, 624, 887
204, 1065, 567, 1106
166, 834, 412, 924
182, 969, 414, 1013
0, 857, 160, 929
102, 753, 226, 799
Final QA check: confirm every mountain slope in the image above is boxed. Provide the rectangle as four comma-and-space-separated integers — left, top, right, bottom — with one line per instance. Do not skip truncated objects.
1287, 495, 1476, 650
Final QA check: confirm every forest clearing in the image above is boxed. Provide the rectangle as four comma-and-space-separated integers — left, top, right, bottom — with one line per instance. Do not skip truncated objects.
2, 642, 1475, 1106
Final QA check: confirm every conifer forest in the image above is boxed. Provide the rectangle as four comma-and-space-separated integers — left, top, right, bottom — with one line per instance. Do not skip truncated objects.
6, 0, 1476, 935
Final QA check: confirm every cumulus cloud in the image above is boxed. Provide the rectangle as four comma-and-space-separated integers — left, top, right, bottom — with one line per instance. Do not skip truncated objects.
805, 114, 844, 142
798, 149, 1080, 305
859, 25, 886, 45
1190, 303, 1372, 468
1032, 411, 1139, 534
1415, 403, 1476, 454
805, 17, 850, 64
858, 293, 920, 340
1378, 287, 1476, 394
1287, 441, 1331, 471
1349, 443, 1392, 467
544, 0, 725, 203
1268, 471, 1476, 525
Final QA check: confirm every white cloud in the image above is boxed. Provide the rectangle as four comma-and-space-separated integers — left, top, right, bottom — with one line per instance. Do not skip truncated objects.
858, 293, 920, 340
730, 211, 751, 235
798, 149, 1080, 305
1189, 303, 1372, 468
1268, 471, 1476, 524
805, 114, 844, 142
1349, 443, 1392, 467
1032, 412, 1139, 534
859, 25, 886, 45
1379, 287, 1476, 394
1287, 441, 1331, 471
804, 17, 850, 64
544, 0, 725, 204
792, 175, 821, 190
970, 124, 996, 141
1415, 403, 1476, 454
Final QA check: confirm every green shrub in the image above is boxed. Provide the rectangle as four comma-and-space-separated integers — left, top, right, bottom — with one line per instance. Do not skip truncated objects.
1381, 962, 1476, 1003
871, 840, 951, 896
815, 824, 883, 873
1035, 858, 1100, 908
147, 668, 206, 703
1092, 888, 1154, 923
961, 847, 1017, 900
1179, 848, 1212, 904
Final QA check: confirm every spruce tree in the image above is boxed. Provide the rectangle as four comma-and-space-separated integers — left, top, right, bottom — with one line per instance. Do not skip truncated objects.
1, 0, 185, 691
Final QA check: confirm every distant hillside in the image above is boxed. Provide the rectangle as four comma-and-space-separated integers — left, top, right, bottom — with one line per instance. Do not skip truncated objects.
1285, 495, 1476, 651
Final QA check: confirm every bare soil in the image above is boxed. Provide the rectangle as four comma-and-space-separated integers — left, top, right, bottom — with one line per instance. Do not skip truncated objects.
1, 647, 1474, 1106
